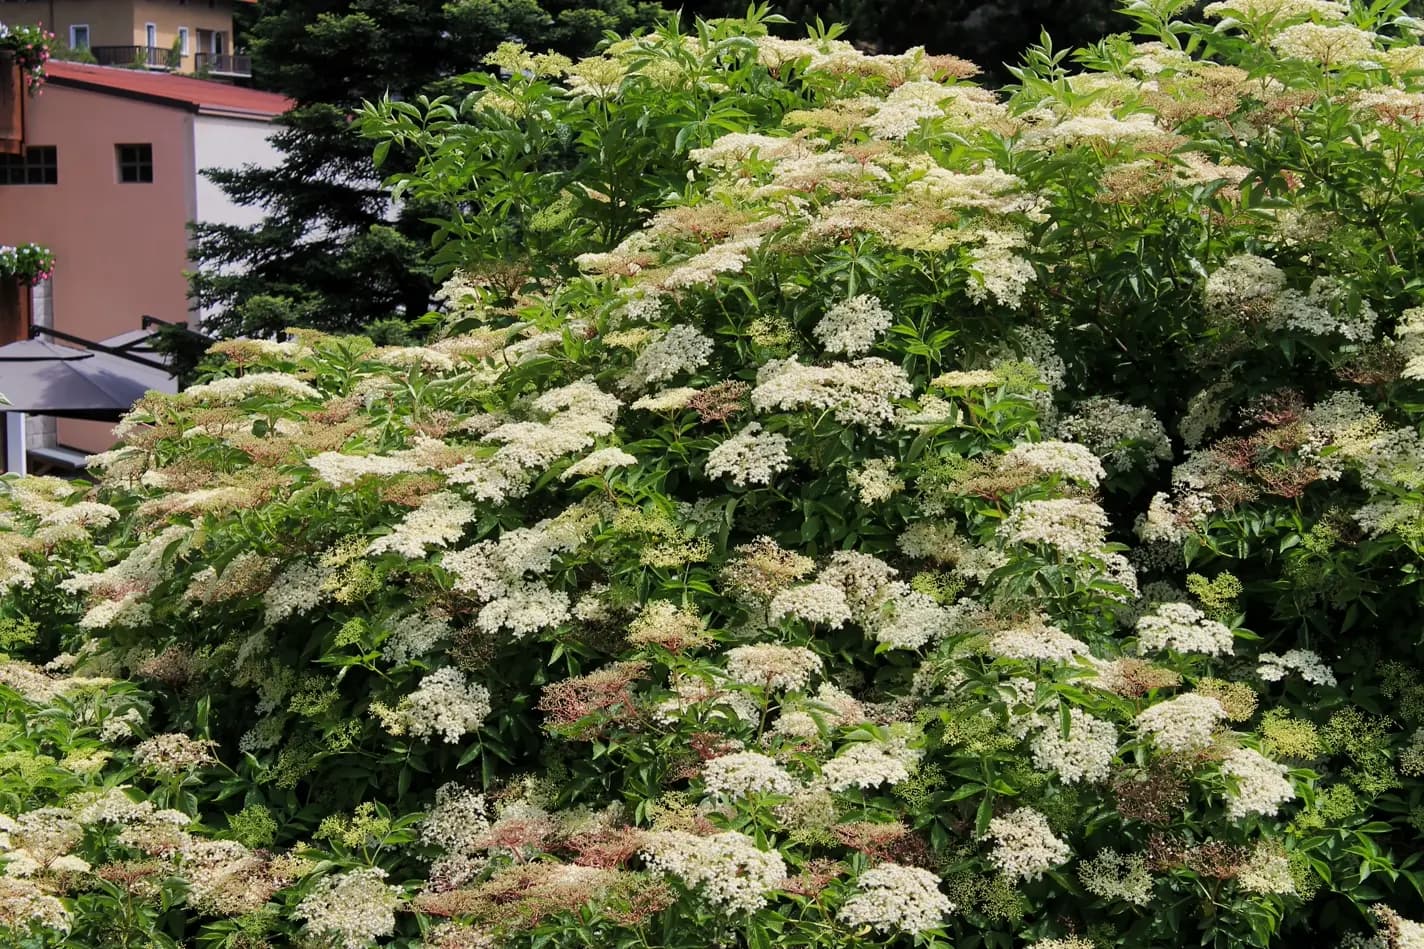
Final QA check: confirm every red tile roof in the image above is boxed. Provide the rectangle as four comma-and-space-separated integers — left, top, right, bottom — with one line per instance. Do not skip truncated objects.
44, 62, 292, 119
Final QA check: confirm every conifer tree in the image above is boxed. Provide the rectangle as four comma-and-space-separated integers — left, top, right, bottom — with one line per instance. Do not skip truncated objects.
190, 0, 663, 337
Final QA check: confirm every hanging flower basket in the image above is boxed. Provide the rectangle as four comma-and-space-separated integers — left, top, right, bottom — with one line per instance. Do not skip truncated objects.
0, 243, 54, 283
0, 22, 53, 94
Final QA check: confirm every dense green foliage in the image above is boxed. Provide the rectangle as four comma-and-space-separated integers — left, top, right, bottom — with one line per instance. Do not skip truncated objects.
6, 1, 1424, 947
187, 0, 663, 339
682, 0, 1128, 82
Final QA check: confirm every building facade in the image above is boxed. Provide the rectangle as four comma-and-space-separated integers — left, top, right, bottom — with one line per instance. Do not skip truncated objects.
0, 0, 254, 76
0, 59, 289, 456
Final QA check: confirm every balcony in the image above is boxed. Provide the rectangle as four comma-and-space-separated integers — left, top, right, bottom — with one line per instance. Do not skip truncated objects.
194, 52, 252, 78
90, 46, 180, 70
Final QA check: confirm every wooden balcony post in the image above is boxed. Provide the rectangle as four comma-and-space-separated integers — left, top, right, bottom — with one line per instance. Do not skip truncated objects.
0, 278, 30, 345
0, 50, 22, 156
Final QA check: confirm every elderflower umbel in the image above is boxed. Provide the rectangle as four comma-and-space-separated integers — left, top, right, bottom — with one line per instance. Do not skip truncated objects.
641, 830, 786, 914
705, 423, 792, 487
724, 644, 823, 692
293, 868, 400, 949
562, 447, 638, 480
983, 808, 1071, 882
702, 752, 798, 798
838, 863, 953, 934
1256, 649, 1337, 686
1077, 849, 1153, 906
624, 325, 714, 389
1135, 602, 1234, 657
1135, 694, 1227, 752
752, 357, 912, 431
1029, 709, 1119, 783
385, 668, 492, 744
1220, 747, 1296, 820
819, 735, 922, 791
769, 583, 853, 628
1003, 440, 1106, 486
850, 457, 904, 504
998, 498, 1109, 556
989, 618, 1088, 663
814, 295, 893, 355
367, 492, 477, 558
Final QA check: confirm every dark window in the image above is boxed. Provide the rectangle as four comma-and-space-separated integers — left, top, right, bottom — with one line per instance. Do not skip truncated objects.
116, 144, 153, 184
0, 146, 58, 186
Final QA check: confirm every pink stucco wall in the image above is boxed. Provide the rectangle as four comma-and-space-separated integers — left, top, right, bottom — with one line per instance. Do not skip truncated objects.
0, 83, 196, 451
0, 83, 197, 337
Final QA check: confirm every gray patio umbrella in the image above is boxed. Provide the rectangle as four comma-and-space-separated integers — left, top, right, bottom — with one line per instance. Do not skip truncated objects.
0, 337, 175, 421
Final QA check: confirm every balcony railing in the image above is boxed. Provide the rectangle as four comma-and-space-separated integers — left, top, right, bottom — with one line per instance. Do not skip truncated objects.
193, 53, 252, 77
90, 46, 180, 70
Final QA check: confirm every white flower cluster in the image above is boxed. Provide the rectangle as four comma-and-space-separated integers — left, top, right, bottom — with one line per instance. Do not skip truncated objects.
306, 451, 428, 487
769, 582, 853, 628
1135, 603, 1234, 657
1278, 279, 1378, 341
293, 868, 400, 949
562, 447, 638, 480
1022, 111, 1163, 149
624, 324, 715, 389
724, 644, 823, 692
368, 492, 478, 558
705, 423, 792, 486
1135, 694, 1227, 751
1270, 22, 1379, 65
837, 863, 953, 935
806, 552, 951, 650
420, 783, 490, 854
1256, 648, 1336, 686
1202, 0, 1349, 21
641, 830, 786, 914
441, 509, 594, 638
862, 583, 949, 650
1029, 709, 1119, 783
1237, 842, 1296, 896
850, 457, 904, 504
1057, 397, 1172, 475
181, 372, 321, 405
998, 498, 1109, 557
382, 612, 454, 665
260, 559, 331, 626
702, 751, 798, 798
819, 734, 922, 791
990, 619, 1089, 663
983, 807, 1072, 882
967, 228, 1037, 308
752, 357, 913, 431
1003, 440, 1106, 486
448, 380, 620, 503
387, 668, 492, 744
1398, 306, 1424, 381
0, 877, 71, 933
814, 295, 893, 355
1077, 848, 1154, 906
1220, 747, 1296, 820
689, 132, 811, 168
1205, 254, 1287, 314
631, 387, 698, 412
861, 80, 959, 139
659, 236, 760, 290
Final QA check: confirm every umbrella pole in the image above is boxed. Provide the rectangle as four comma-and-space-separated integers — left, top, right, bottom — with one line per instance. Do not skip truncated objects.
3, 414, 25, 476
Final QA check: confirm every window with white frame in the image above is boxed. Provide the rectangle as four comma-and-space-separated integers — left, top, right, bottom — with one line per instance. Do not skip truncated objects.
69, 24, 89, 50
178, 27, 190, 55
145, 23, 156, 49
